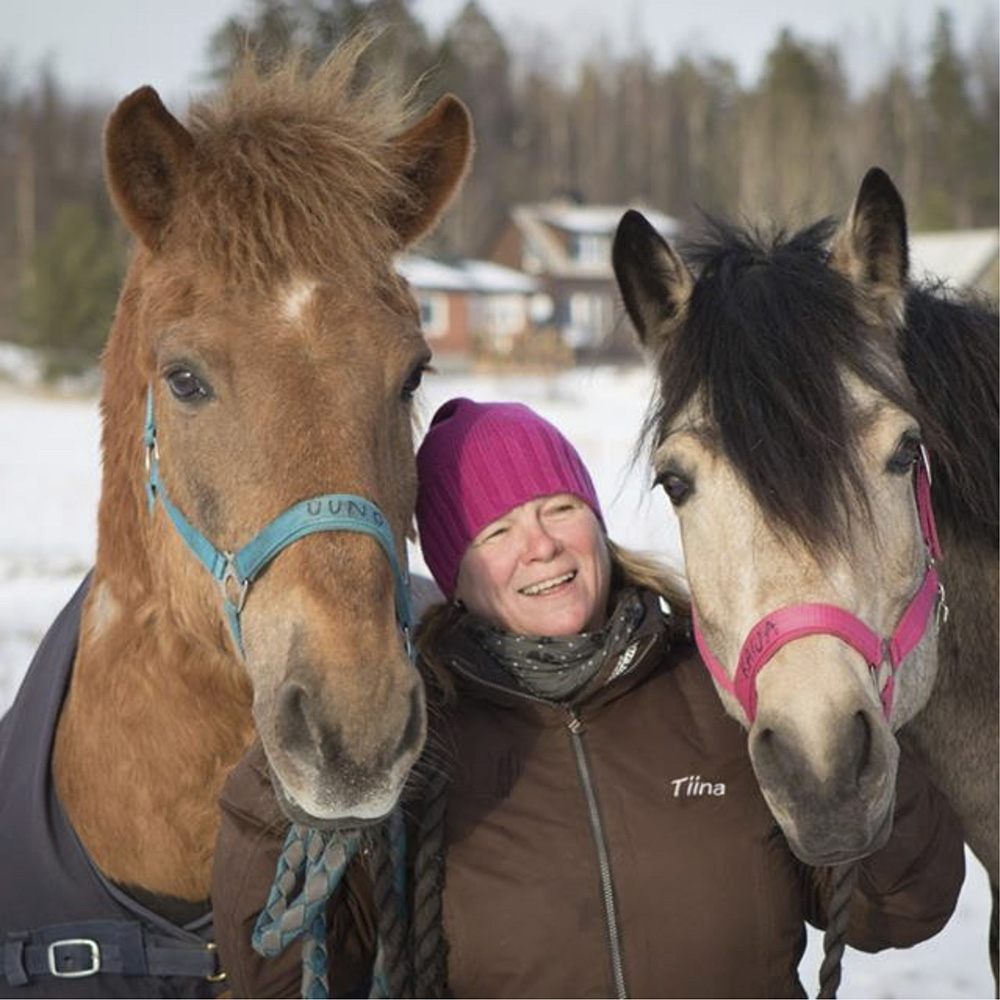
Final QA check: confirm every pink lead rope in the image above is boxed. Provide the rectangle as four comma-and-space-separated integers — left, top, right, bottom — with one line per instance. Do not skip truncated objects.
692, 447, 946, 725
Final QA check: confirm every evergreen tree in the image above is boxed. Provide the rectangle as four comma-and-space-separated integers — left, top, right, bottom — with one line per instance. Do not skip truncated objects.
18, 202, 124, 377
740, 29, 849, 222
429, 1, 518, 255
920, 9, 975, 228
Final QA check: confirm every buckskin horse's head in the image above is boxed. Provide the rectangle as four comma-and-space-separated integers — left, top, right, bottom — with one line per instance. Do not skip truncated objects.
613, 169, 946, 864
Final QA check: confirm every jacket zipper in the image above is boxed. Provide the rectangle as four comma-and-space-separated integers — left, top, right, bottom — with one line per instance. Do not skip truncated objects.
566, 707, 629, 1000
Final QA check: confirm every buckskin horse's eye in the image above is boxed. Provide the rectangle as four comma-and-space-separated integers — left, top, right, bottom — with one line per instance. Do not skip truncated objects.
166, 368, 211, 403
655, 470, 692, 506
887, 434, 922, 475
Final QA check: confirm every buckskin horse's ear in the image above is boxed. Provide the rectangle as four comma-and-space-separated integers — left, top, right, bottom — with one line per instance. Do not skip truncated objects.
829, 167, 909, 323
389, 95, 474, 247
104, 86, 195, 251
612, 209, 694, 351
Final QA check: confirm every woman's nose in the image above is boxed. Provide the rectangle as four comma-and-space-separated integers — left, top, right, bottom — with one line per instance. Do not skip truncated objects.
521, 519, 559, 561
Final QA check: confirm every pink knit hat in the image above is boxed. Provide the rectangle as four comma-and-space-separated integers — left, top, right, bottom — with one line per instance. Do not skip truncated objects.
415, 398, 603, 597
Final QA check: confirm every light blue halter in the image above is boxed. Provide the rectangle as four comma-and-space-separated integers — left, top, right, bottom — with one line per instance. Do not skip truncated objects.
143, 386, 414, 656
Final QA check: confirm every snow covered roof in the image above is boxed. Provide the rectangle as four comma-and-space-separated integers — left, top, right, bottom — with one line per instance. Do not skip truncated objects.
458, 259, 540, 293
909, 229, 999, 290
397, 255, 540, 294
535, 202, 681, 238
396, 255, 469, 292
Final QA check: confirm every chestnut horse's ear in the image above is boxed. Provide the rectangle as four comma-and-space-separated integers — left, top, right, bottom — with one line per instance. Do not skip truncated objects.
104, 86, 195, 250
829, 167, 909, 321
612, 209, 694, 350
389, 95, 473, 247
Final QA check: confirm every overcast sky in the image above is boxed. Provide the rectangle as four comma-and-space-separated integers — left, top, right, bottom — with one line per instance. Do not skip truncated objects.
3, 0, 995, 106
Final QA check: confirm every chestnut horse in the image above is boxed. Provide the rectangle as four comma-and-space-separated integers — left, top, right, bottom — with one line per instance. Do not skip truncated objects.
0, 40, 471, 996
613, 168, 998, 980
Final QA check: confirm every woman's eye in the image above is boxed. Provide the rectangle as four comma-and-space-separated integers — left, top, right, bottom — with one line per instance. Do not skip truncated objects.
477, 525, 509, 545
656, 471, 692, 506
887, 435, 922, 475
166, 368, 210, 403
545, 501, 578, 517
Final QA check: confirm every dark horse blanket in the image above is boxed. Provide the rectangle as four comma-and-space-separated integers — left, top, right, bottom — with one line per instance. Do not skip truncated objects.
0, 577, 223, 998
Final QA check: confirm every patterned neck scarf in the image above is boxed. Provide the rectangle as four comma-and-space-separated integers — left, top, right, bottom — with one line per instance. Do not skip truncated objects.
457, 587, 648, 702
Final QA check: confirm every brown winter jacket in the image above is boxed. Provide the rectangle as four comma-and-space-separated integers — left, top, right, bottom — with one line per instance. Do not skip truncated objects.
211, 590, 964, 998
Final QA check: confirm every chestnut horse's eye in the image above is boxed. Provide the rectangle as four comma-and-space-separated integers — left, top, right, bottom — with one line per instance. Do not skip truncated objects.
166, 368, 211, 403
401, 360, 429, 402
887, 434, 922, 475
655, 470, 692, 506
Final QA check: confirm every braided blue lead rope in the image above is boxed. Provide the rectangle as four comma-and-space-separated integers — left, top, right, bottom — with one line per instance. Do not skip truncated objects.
252, 824, 363, 998
252, 811, 409, 999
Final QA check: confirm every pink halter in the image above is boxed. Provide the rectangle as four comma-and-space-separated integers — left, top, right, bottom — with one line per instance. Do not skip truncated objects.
692, 447, 946, 725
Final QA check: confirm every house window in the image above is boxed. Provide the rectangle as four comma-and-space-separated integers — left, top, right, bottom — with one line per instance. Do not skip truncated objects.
571, 233, 610, 266
567, 292, 613, 347
478, 295, 526, 337
418, 293, 449, 339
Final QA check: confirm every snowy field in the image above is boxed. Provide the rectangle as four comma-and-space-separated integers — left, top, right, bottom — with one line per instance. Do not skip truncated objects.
0, 369, 994, 998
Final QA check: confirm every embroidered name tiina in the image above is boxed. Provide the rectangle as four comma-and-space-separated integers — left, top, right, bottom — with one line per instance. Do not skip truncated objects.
669, 775, 726, 798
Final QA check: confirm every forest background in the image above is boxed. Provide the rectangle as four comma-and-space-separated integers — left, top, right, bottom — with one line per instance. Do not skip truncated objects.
1, 0, 997, 376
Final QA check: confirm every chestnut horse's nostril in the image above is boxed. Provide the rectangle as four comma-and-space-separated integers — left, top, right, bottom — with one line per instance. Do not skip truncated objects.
275, 674, 420, 778
277, 683, 317, 757
394, 684, 425, 759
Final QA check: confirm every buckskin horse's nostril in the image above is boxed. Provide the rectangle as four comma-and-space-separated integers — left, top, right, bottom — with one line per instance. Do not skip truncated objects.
849, 710, 874, 787
750, 725, 808, 790
751, 726, 782, 780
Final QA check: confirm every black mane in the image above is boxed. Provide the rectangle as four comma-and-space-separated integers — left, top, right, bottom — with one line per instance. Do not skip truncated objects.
648, 217, 918, 552
902, 284, 999, 546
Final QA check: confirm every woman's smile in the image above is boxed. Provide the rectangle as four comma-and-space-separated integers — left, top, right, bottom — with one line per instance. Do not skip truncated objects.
518, 570, 577, 596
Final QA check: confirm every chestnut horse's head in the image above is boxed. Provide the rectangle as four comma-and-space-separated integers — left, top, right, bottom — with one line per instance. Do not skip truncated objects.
613, 170, 947, 864
98, 42, 472, 827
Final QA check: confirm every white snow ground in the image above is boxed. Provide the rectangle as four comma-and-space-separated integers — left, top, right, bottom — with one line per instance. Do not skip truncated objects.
0, 369, 994, 998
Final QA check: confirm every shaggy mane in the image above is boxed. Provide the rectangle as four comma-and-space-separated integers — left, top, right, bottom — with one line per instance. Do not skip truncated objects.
173, 35, 420, 291
902, 284, 999, 545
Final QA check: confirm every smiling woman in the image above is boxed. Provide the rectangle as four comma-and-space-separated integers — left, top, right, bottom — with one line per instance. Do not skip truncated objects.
210, 395, 966, 999
417, 398, 612, 636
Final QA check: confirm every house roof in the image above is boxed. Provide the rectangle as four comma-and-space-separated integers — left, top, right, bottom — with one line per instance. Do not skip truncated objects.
397, 255, 469, 292
509, 200, 680, 279
397, 255, 540, 294
459, 259, 541, 293
534, 202, 681, 238
909, 228, 999, 290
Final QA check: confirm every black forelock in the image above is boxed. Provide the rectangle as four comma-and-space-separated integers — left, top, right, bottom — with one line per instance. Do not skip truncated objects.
647, 216, 916, 551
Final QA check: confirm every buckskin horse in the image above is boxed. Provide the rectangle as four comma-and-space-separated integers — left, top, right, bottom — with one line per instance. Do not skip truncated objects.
0, 39, 471, 997
612, 168, 998, 984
